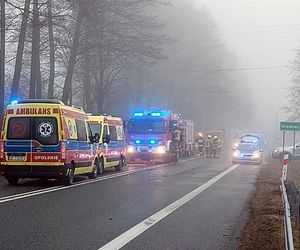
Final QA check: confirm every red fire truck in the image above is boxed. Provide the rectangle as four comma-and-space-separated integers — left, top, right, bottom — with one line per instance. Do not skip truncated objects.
125, 110, 194, 163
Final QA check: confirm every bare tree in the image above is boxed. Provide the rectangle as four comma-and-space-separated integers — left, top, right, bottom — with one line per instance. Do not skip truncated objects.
61, 0, 83, 104
47, 0, 54, 98
10, 0, 30, 99
0, 0, 5, 125
29, 0, 41, 98
285, 47, 300, 120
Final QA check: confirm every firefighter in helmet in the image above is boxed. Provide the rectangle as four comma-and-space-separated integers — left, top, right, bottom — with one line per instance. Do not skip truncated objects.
172, 124, 181, 152
211, 135, 219, 158
205, 135, 212, 158
195, 133, 205, 157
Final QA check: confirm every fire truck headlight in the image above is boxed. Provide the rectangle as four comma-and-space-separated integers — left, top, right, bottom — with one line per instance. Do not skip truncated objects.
127, 146, 136, 154
155, 146, 166, 154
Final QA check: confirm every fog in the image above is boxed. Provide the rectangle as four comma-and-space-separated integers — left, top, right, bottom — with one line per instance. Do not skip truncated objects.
1, 0, 300, 147
196, 0, 300, 143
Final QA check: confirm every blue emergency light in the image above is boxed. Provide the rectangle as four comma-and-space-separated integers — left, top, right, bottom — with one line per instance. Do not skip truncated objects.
135, 139, 141, 144
10, 99, 19, 105
150, 112, 162, 117
133, 112, 144, 117
150, 139, 157, 144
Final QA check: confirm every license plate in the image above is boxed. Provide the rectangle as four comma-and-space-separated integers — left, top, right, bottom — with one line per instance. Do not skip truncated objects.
139, 147, 149, 152
8, 155, 26, 161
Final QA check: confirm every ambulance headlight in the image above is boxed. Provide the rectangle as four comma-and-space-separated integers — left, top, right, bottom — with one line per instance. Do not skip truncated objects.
154, 146, 166, 154
127, 145, 136, 153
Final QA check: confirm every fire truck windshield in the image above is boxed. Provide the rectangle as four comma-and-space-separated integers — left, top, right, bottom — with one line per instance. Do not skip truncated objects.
128, 120, 165, 134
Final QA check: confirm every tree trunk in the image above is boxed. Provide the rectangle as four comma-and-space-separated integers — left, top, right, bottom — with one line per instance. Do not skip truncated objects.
62, 4, 83, 104
0, 0, 5, 126
10, 0, 30, 99
96, 70, 104, 114
29, 0, 41, 99
47, 0, 55, 99
36, 55, 42, 98
83, 53, 92, 113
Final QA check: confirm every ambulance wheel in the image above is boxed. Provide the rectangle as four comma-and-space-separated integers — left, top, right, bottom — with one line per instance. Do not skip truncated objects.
116, 156, 125, 172
89, 159, 99, 179
64, 167, 74, 186
6, 176, 19, 185
98, 158, 104, 175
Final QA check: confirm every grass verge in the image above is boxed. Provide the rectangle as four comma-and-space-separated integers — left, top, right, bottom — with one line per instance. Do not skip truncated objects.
239, 163, 285, 249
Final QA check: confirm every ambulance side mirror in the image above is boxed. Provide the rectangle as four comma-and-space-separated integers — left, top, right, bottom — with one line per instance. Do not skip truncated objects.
103, 134, 111, 144
94, 133, 100, 143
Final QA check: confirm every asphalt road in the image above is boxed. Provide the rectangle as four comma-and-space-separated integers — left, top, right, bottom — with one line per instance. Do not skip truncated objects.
0, 157, 260, 250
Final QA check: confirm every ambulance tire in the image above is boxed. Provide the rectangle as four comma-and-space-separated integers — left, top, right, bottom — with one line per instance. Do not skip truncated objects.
89, 159, 99, 179
64, 165, 75, 186
116, 156, 125, 172
98, 158, 104, 175
6, 176, 19, 185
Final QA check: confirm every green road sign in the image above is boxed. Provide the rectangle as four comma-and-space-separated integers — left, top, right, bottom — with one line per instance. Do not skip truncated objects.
280, 122, 300, 131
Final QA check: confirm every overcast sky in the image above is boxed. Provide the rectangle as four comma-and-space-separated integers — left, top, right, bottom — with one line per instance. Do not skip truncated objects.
195, 0, 300, 136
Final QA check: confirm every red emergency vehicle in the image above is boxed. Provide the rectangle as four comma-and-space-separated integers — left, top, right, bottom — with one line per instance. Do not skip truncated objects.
125, 110, 194, 163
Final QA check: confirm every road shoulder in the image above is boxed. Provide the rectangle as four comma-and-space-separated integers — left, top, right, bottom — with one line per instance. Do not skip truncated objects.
239, 162, 285, 249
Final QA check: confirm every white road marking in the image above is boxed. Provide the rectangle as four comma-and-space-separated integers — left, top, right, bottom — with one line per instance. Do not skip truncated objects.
99, 164, 240, 250
0, 157, 200, 204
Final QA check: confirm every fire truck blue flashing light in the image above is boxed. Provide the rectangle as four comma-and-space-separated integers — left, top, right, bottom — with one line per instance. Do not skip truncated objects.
10, 99, 19, 105
150, 112, 161, 117
135, 139, 141, 144
133, 110, 171, 118
150, 139, 157, 144
133, 112, 144, 117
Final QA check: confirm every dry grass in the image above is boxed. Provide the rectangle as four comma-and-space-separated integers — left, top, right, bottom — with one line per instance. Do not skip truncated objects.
287, 160, 300, 191
287, 161, 300, 250
239, 163, 285, 250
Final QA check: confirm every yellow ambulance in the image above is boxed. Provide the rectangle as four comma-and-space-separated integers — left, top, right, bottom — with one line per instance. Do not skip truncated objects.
0, 99, 100, 185
88, 115, 126, 172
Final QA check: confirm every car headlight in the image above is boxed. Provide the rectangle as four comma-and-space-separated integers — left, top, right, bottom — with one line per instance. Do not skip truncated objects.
253, 151, 260, 159
273, 149, 278, 153
233, 151, 240, 157
154, 146, 166, 154
127, 145, 136, 153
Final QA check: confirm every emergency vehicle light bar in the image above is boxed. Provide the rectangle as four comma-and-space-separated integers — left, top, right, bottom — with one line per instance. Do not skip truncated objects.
133, 112, 144, 117
133, 110, 172, 118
